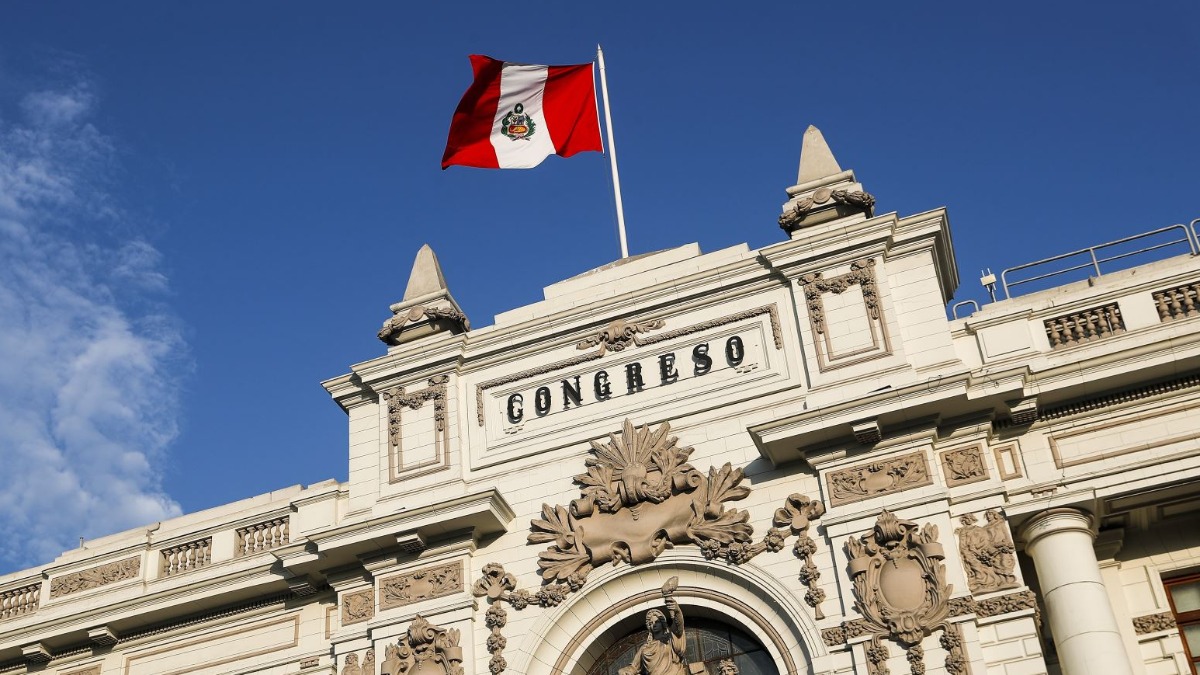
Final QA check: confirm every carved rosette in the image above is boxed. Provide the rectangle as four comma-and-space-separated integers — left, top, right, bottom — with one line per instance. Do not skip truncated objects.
845, 511, 953, 675
527, 420, 753, 586
379, 616, 464, 675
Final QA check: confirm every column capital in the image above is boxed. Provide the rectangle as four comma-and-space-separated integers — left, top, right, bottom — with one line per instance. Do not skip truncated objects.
1018, 507, 1095, 548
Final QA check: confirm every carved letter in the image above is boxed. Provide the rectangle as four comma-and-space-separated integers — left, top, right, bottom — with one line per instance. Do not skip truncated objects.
562, 376, 582, 410
625, 363, 644, 394
725, 336, 744, 367
534, 387, 552, 416
594, 370, 612, 400
692, 344, 712, 376
658, 353, 679, 385
506, 394, 523, 424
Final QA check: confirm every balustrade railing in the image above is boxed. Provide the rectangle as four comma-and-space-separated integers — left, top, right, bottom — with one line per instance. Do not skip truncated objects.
1044, 303, 1125, 349
1153, 281, 1200, 322
0, 583, 41, 621
160, 537, 212, 577
236, 517, 290, 557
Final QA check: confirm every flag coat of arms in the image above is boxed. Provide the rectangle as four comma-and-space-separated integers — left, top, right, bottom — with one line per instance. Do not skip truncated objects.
442, 55, 603, 169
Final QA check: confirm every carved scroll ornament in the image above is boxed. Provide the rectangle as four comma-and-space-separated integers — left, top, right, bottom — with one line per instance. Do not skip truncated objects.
379, 616, 464, 675
576, 318, 665, 354
380, 561, 462, 609
827, 451, 931, 507
528, 419, 753, 586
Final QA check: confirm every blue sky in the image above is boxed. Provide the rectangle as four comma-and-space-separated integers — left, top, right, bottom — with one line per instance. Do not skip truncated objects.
0, 2, 1196, 572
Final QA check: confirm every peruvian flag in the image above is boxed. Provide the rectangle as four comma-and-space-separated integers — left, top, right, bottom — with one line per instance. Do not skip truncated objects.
442, 55, 603, 169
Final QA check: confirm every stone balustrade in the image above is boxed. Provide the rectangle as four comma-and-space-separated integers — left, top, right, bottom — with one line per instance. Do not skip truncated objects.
1043, 302, 1124, 349
1152, 280, 1200, 321
236, 517, 290, 557
0, 583, 40, 622
160, 537, 213, 578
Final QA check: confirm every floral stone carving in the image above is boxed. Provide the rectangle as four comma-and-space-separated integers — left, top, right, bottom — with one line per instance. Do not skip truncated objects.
826, 451, 931, 507
576, 318, 665, 354
379, 616, 464, 675
955, 510, 1018, 594
846, 511, 954, 675
528, 419, 753, 585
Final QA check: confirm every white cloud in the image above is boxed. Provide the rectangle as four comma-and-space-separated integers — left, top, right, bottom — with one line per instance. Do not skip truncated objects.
0, 81, 185, 570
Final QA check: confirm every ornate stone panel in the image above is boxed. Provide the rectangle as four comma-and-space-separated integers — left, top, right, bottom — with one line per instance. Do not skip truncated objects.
955, 510, 1018, 594
63, 667, 102, 675
975, 590, 1038, 619
528, 419, 753, 585
1132, 612, 1177, 634
939, 444, 988, 487
49, 557, 140, 598
383, 375, 450, 481
379, 561, 463, 610
826, 451, 932, 507
341, 588, 375, 625
797, 259, 891, 371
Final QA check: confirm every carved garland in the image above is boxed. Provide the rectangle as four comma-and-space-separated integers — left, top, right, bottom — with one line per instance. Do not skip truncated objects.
845, 511, 954, 675
798, 259, 879, 336
378, 305, 469, 345
382, 375, 449, 479
779, 188, 876, 230
475, 305, 783, 425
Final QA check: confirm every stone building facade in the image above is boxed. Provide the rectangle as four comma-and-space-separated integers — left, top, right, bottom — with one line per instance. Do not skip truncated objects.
2, 126, 1200, 675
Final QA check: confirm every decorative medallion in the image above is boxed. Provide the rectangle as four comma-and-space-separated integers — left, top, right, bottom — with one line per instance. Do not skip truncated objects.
501, 103, 536, 141
379, 616, 464, 675
528, 419, 753, 585
845, 511, 954, 675
826, 451, 932, 507
955, 510, 1018, 594
379, 561, 463, 609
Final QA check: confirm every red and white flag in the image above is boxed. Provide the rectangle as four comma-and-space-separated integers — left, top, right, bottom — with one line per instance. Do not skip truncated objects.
442, 55, 603, 169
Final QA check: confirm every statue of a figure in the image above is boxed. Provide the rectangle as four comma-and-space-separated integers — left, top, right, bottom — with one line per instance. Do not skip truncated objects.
620, 577, 687, 675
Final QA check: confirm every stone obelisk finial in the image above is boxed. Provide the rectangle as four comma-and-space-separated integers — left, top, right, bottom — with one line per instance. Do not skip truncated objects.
377, 244, 470, 347
779, 125, 875, 236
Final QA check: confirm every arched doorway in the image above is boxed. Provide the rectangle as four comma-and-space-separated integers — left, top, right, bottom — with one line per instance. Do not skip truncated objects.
585, 617, 777, 675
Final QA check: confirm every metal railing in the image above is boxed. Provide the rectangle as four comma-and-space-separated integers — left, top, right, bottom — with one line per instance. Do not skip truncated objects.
951, 300, 980, 319
1000, 223, 1198, 299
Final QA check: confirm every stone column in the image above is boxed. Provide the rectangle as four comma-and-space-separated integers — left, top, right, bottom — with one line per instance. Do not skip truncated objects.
1020, 508, 1134, 675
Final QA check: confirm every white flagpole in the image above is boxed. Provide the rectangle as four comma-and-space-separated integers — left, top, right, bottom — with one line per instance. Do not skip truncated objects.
596, 44, 629, 259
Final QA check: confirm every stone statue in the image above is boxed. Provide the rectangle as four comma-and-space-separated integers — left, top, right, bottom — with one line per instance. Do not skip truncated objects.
717, 659, 739, 675
620, 577, 688, 675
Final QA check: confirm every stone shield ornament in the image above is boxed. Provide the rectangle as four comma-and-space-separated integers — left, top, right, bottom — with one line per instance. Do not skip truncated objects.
845, 510, 951, 647
528, 419, 753, 585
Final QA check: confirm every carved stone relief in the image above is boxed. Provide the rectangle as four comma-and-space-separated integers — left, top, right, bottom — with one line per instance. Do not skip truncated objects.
826, 451, 932, 507
383, 375, 450, 481
618, 578, 690, 675
379, 561, 463, 610
49, 557, 141, 598
528, 420, 753, 586
955, 510, 1018, 594
845, 511, 954, 675
475, 305, 783, 426
379, 616, 464, 675
939, 444, 989, 487
577, 318, 665, 354
342, 588, 375, 625
63, 667, 101, 675
796, 258, 890, 371
1132, 612, 1176, 634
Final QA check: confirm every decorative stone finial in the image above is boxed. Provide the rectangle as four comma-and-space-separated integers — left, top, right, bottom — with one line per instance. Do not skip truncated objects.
779, 125, 875, 236
378, 244, 470, 347
797, 125, 842, 185
404, 244, 450, 301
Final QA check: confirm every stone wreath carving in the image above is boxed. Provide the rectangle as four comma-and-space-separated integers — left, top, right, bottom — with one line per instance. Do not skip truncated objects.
379, 616, 464, 675
379, 305, 469, 345
955, 510, 1017, 594
846, 511, 955, 675
528, 419, 753, 585
576, 318, 665, 354
779, 188, 876, 230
